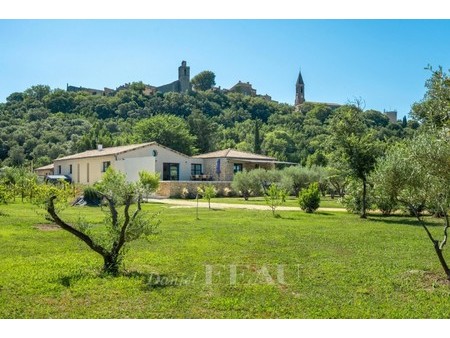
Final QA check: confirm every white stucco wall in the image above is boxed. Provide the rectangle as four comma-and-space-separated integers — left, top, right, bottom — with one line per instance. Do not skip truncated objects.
115, 156, 156, 182
117, 143, 203, 181
54, 155, 116, 184
53, 143, 209, 185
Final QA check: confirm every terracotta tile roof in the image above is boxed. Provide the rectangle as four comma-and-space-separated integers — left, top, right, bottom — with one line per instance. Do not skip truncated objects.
193, 148, 276, 161
55, 142, 156, 161
35, 163, 54, 170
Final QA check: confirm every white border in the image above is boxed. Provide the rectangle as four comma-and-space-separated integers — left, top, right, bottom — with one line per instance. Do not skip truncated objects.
0, 0, 449, 19
3, 319, 447, 338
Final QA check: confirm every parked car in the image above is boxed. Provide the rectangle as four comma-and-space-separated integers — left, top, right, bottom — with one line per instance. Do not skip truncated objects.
44, 174, 72, 184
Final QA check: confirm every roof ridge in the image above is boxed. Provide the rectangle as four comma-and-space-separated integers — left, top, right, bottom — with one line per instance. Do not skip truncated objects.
230, 148, 270, 156
55, 142, 157, 161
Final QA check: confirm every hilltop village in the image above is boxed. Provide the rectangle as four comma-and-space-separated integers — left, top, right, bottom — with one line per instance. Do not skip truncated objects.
67, 61, 398, 123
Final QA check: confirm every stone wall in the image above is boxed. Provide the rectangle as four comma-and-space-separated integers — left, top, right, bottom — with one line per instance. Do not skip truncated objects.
157, 181, 233, 198
157, 81, 180, 94
202, 158, 234, 181
202, 158, 275, 181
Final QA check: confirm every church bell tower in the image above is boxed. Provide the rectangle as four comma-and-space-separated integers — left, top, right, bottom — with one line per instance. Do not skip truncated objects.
295, 70, 305, 106
178, 60, 191, 93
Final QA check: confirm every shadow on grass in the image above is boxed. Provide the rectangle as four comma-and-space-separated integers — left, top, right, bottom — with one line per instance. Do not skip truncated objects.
274, 211, 334, 220
58, 271, 90, 287
313, 211, 334, 216
368, 214, 440, 227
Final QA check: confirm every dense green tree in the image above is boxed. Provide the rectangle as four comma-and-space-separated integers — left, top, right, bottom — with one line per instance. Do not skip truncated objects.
373, 130, 450, 279
261, 129, 295, 162
134, 114, 197, 155
191, 71, 216, 91
8, 146, 26, 167
6, 92, 25, 103
363, 109, 390, 127
402, 116, 407, 128
253, 119, 261, 154
187, 110, 218, 153
411, 66, 450, 128
328, 105, 383, 218
44, 89, 75, 113
24, 85, 51, 101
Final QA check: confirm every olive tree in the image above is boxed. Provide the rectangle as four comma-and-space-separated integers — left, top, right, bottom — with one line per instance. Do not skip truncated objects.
264, 183, 287, 217
202, 184, 217, 210
373, 130, 450, 279
231, 170, 261, 200
43, 167, 160, 276
410, 65, 450, 128
328, 105, 383, 218
280, 165, 322, 196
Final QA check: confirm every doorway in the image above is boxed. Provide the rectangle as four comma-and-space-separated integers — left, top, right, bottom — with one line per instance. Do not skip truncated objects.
162, 163, 180, 181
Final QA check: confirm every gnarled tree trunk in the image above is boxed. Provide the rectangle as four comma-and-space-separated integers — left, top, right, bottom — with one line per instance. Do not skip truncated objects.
47, 194, 140, 276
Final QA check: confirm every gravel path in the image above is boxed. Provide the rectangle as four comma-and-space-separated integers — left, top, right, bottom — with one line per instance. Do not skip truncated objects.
145, 198, 347, 212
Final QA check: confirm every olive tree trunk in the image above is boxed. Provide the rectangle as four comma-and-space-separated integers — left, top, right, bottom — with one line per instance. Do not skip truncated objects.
47, 194, 140, 276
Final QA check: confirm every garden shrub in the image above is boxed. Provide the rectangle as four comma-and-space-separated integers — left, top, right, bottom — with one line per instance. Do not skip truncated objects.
298, 182, 321, 213
83, 186, 101, 206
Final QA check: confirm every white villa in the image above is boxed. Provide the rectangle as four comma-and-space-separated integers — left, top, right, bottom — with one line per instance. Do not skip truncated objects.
34, 142, 279, 196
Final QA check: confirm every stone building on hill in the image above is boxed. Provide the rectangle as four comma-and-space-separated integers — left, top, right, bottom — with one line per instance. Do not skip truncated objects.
294, 69, 341, 110
384, 110, 398, 123
67, 61, 191, 97
224, 81, 272, 101
156, 61, 191, 94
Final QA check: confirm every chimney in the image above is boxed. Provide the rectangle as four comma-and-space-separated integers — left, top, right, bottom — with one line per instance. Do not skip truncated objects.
97, 144, 103, 151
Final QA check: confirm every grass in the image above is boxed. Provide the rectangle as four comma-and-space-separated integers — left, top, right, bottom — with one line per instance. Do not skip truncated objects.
172, 195, 344, 209
0, 201, 449, 318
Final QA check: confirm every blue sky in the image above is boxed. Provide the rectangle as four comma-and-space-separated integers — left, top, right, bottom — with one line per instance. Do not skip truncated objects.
1, 19, 449, 119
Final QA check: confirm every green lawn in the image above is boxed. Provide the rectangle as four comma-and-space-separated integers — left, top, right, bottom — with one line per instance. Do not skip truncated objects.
172, 195, 344, 209
0, 202, 449, 318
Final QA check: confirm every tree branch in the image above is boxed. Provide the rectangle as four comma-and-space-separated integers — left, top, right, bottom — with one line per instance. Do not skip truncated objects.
401, 199, 436, 245
98, 193, 118, 229
440, 211, 449, 250
113, 194, 134, 254
47, 196, 109, 258
131, 193, 142, 223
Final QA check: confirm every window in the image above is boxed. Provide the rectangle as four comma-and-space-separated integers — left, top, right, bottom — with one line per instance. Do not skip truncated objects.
233, 163, 243, 173
152, 150, 158, 157
58, 165, 62, 174
102, 161, 111, 172
69, 164, 72, 174
191, 164, 202, 176
163, 163, 179, 181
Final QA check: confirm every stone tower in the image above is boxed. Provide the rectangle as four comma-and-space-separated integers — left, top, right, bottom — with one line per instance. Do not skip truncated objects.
295, 70, 305, 106
178, 60, 191, 92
